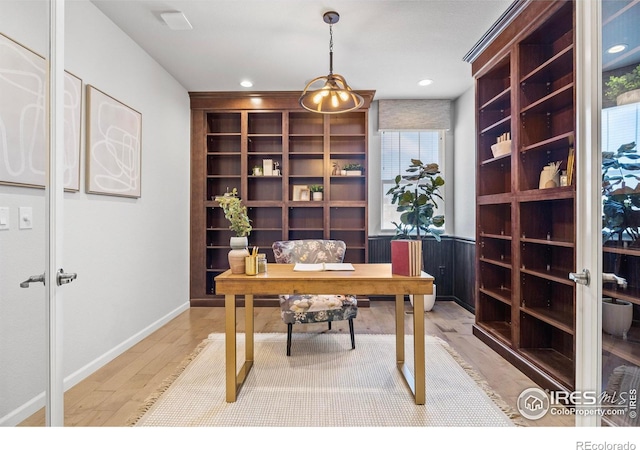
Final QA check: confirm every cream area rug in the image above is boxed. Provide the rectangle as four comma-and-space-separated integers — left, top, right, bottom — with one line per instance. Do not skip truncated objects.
129, 333, 523, 427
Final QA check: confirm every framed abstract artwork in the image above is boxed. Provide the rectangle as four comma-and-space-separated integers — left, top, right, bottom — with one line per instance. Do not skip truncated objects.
86, 85, 142, 198
292, 185, 309, 201
0, 33, 82, 190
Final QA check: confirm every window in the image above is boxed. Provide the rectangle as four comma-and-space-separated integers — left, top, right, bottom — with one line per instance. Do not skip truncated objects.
380, 130, 445, 232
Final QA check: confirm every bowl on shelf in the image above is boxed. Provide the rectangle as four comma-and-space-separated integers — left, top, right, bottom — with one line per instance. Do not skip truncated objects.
490, 140, 511, 158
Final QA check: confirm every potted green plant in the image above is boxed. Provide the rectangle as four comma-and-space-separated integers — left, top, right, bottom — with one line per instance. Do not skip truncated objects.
602, 141, 640, 246
386, 159, 445, 311
309, 184, 324, 201
602, 141, 640, 337
386, 159, 445, 241
215, 188, 252, 273
604, 64, 640, 106
343, 163, 363, 176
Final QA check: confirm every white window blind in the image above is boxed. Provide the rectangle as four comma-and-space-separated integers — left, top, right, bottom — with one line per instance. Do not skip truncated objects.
378, 99, 451, 131
602, 102, 640, 192
381, 130, 443, 231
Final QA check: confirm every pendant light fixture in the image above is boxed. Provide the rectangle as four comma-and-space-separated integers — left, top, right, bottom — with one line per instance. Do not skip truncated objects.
299, 11, 364, 114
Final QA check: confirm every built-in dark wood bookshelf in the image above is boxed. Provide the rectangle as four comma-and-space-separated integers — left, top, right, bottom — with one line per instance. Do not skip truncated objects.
190, 92, 375, 306
468, 0, 577, 391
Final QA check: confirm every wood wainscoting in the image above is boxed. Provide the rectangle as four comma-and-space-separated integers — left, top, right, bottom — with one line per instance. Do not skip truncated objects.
367, 235, 476, 312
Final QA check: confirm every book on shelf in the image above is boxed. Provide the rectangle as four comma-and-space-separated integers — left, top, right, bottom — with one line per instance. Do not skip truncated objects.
293, 263, 355, 272
391, 239, 423, 276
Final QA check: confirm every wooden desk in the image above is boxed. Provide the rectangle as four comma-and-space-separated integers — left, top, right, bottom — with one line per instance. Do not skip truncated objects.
215, 263, 434, 404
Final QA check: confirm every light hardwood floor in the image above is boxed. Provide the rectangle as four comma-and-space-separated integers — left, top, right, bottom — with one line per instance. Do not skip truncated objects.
19, 300, 573, 427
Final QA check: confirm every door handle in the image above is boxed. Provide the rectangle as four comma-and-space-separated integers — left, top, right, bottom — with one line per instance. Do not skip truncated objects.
57, 268, 77, 286
20, 273, 45, 288
569, 269, 590, 286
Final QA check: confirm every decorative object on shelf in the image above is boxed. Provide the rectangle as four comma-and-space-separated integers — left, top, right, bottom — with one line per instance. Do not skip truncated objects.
300, 189, 310, 201
567, 146, 575, 185
273, 161, 280, 176
310, 185, 324, 201
252, 166, 263, 176
560, 171, 568, 187
602, 297, 633, 339
215, 188, 252, 274
292, 185, 309, 201
605, 64, 640, 106
332, 162, 340, 176
386, 159, 445, 241
490, 132, 511, 158
343, 163, 363, 176
262, 159, 273, 176
602, 141, 640, 245
299, 11, 364, 114
538, 161, 561, 189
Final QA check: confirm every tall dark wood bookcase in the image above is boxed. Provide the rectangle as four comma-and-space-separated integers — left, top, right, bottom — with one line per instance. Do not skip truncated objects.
468, 0, 577, 391
189, 91, 375, 306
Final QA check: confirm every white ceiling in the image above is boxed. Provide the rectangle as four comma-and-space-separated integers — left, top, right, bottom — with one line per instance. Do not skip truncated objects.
90, 0, 514, 100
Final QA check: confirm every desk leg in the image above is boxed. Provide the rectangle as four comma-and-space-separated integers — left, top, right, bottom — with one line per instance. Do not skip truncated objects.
395, 294, 405, 364
412, 294, 426, 405
245, 294, 254, 363
225, 294, 237, 402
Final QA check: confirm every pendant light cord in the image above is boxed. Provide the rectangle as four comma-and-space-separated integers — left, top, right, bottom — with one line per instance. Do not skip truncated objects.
328, 22, 334, 75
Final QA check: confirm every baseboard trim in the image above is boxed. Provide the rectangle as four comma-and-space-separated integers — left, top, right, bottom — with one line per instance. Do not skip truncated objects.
0, 301, 190, 427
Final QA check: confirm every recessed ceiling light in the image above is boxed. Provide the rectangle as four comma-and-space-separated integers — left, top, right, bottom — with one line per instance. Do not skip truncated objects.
607, 44, 627, 54
240, 80, 253, 88
418, 79, 433, 86
160, 11, 192, 30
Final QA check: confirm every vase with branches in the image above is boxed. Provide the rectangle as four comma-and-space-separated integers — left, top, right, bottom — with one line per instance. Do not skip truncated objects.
215, 188, 252, 273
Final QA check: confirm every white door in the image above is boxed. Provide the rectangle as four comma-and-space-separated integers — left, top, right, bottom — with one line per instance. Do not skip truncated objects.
0, 0, 72, 426
575, 0, 640, 428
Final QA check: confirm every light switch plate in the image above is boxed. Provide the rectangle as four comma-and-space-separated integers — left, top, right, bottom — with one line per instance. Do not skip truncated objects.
0, 207, 9, 230
19, 206, 33, 230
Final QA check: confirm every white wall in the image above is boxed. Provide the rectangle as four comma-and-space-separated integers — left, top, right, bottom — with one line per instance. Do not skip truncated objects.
367, 101, 382, 234
452, 86, 477, 239
0, 1, 191, 425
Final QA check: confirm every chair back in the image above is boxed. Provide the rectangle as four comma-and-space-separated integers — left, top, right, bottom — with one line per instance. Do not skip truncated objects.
272, 240, 346, 264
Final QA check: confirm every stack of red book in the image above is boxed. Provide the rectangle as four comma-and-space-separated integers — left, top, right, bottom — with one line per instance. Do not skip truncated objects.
391, 239, 422, 276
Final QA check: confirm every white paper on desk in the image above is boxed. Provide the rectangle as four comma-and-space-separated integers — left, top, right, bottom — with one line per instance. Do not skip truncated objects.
293, 263, 355, 271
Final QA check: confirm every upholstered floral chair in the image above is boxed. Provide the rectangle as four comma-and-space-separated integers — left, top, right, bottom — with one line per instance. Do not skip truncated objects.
272, 239, 357, 356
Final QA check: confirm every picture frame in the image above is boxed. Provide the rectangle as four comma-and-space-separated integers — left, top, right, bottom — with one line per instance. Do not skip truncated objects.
292, 185, 309, 201
299, 189, 310, 201
86, 85, 142, 198
0, 33, 82, 191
